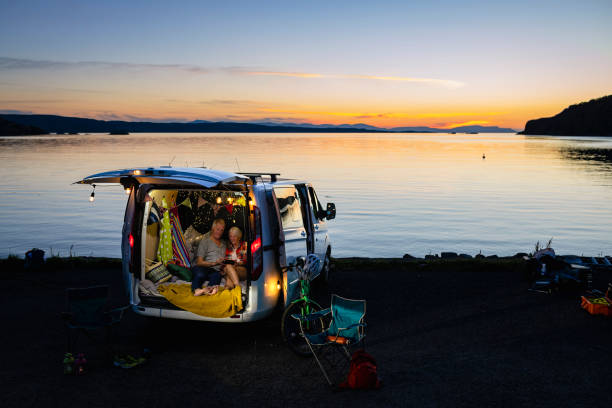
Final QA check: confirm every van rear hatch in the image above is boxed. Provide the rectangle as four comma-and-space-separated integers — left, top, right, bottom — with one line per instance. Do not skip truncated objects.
75, 167, 249, 188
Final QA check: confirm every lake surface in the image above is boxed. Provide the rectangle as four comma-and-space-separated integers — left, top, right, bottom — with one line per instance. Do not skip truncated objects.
1, 133, 611, 259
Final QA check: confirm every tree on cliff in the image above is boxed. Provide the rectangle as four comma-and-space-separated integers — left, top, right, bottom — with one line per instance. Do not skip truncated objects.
520, 95, 612, 136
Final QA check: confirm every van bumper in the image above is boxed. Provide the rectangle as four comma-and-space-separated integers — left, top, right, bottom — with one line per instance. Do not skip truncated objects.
131, 305, 274, 323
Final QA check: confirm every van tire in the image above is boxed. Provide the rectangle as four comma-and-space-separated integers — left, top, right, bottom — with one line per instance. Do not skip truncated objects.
321, 251, 331, 284
281, 300, 324, 357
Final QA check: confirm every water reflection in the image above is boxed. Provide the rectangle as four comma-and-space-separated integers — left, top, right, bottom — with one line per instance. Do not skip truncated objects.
1, 133, 611, 258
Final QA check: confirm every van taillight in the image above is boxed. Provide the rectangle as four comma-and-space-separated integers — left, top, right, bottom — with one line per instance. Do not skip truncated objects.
129, 234, 134, 248
251, 206, 263, 280
251, 237, 261, 253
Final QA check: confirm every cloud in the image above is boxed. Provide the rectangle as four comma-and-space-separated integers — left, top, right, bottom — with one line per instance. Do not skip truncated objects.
0, 109, 35, 114
198, 99, 260, 106
0, 57, 464, 88
246, 71, 465, 88
0, 57, 213, 74
444, 120, 490, 129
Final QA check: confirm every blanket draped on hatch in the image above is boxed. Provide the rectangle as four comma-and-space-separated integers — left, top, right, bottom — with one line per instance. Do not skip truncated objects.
157, 284, 243, 318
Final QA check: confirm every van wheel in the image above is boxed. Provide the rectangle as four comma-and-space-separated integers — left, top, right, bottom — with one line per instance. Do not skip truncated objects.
281, 300, 324, 357
321, 252, 331, 283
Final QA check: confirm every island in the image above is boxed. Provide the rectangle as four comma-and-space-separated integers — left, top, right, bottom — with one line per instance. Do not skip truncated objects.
519, 95, 612, 136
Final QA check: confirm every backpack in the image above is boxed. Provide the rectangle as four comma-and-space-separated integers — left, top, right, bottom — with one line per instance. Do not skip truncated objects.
339, 349, 382, 389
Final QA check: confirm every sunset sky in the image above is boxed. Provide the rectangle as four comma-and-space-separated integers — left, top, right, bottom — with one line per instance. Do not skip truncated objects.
1, 0, 611, 129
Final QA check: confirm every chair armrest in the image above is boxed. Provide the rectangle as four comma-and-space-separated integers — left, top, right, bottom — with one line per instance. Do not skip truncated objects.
291, 307, 331, 322
336, 322, 366, 334
104, 305, 130, 324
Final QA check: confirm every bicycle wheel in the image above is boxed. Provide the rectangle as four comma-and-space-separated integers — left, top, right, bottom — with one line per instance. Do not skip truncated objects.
281, 300, 324, 357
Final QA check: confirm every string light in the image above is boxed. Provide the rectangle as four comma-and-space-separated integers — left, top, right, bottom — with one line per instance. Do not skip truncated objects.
125, 187, 131, 195
89, 184, 96, 202
227, 197, 233, 204
216, 197, 222, 204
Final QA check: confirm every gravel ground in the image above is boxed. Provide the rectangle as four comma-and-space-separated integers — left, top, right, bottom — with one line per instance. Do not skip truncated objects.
1, 260, 610, 408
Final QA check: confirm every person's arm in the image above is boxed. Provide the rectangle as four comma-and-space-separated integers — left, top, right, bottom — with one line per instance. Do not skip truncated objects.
194, 256, 219, 268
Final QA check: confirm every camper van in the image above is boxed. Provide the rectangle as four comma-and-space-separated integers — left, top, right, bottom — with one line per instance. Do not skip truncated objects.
77, 167, 336, 322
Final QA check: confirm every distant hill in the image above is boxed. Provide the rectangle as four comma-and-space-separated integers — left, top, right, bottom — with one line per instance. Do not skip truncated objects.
520, 95, 612, 136
0, 116, 47, 136
240, 121, 516, 133
0, 114, 387, 134
1, 113, 517, 134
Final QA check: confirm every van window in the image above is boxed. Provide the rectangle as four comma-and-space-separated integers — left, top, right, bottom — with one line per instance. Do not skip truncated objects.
274, 187, 304, 230
308, 186, 324, 222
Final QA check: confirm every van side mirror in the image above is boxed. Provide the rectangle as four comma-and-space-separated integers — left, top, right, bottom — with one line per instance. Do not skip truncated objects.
325, 203, 336, 220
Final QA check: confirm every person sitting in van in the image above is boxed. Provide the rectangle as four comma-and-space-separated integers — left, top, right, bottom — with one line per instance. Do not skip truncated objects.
221, 226, 248, 290
192, 218, 227, 296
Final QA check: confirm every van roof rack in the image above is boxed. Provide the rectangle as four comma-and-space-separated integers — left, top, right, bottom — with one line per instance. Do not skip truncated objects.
238, 172, 280, 183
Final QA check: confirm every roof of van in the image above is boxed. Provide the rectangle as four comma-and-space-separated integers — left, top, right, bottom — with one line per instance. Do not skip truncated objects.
76, 167, 249, 187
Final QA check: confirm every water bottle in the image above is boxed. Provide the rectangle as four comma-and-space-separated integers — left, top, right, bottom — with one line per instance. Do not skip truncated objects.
63, 353, 74, 375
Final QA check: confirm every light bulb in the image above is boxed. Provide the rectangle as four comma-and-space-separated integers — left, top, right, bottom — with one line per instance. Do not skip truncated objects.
89, 192, 95, 202
216, 197, 222, 204
227, 197, 233, 203
125, 187, 131, 195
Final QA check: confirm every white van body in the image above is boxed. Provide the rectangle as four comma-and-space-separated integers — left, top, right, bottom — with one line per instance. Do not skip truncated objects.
77, 167, 335, 323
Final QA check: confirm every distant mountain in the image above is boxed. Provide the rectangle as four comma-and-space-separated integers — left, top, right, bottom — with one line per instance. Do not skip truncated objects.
1, 113, 518, 135
520, 95, 612, 136
0, 116, 47, 136
246, 121, 515, 133
446, 125, 517, 133
1, 114, 387, 134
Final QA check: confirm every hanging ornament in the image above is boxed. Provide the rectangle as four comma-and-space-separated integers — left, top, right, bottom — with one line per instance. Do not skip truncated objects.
179, 198, 192, 209
197, 196, 208, 208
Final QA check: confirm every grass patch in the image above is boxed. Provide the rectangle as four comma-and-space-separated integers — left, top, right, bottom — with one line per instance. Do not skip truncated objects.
0, 256, 122, 274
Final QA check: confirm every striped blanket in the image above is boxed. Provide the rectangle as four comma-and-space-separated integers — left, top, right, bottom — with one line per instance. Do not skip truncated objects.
169, 207, 191, 268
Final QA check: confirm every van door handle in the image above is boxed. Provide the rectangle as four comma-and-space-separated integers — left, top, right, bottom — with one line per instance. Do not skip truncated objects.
300, 231, 306, 237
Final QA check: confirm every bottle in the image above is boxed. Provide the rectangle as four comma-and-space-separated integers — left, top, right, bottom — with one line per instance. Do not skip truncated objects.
63, 353, 74, 375
75, 353, 87, 375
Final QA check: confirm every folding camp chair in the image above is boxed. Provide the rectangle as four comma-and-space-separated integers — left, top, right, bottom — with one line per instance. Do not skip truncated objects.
294, 294, 366, 386
61, 285, 129, 358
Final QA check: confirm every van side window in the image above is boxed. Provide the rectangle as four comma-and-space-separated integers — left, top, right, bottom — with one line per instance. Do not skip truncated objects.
308, 187, 324, 221
274, 187, 304, 230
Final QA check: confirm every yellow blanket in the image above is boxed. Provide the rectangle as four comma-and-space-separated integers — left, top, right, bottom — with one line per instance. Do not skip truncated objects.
157, 284, 243, 318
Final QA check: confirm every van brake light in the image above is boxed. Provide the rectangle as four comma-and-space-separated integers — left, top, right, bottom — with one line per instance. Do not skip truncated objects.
251, 237, 261, 253
129, 233, 134, 248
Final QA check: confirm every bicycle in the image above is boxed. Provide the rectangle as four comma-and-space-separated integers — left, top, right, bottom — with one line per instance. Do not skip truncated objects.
281, 254, 326, 356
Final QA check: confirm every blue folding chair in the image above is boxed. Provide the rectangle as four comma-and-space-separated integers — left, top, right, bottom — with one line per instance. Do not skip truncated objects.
294, 294, 366, 386
61, 285, 129, 358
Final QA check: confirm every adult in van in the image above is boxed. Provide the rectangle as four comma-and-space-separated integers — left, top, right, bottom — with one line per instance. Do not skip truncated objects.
221, 226, 247, 290
192, 218, 226, 296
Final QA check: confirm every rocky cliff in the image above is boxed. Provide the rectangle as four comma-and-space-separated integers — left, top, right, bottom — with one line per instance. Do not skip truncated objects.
520, 95, 612, 136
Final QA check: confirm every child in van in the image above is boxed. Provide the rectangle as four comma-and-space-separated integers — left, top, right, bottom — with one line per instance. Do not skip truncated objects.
221, 226, 247, 290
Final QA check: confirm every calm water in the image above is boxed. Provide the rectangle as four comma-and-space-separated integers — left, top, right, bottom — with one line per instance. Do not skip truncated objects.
1, 133, 611, 258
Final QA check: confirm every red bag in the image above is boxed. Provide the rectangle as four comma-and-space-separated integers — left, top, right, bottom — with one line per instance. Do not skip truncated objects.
339, 349, 382, 389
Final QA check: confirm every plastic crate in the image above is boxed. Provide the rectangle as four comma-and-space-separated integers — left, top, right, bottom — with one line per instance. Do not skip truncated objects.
581, 295, 612, 316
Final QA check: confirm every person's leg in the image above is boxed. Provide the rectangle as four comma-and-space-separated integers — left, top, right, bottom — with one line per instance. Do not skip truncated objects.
235, 265, 248, 281
191, 266, 207, 293
208, 270, 222, 287
223, 265, 239, 289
